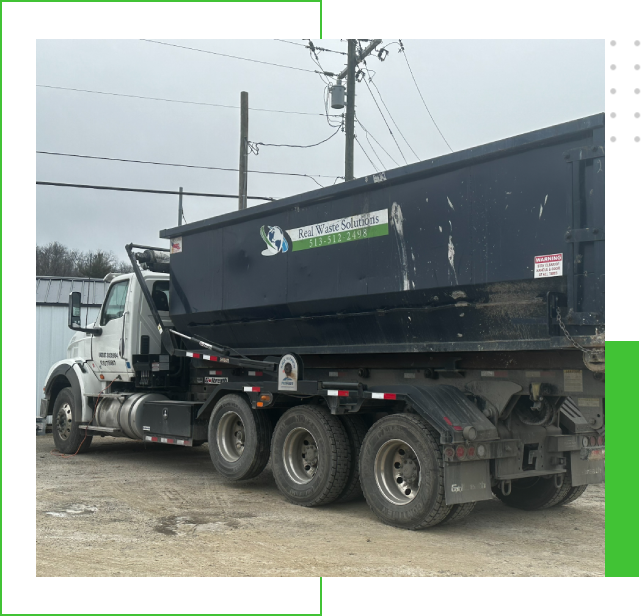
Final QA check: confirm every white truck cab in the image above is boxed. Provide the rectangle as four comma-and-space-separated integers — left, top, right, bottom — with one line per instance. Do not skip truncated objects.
41, 270, 171, 429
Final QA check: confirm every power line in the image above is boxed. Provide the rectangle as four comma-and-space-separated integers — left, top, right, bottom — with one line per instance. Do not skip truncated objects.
249, 125, 342, 151
399, 40, 454, 152
356, 49, 407, 165
141, 39, 320, 74
274, 39, 347, 56
36, 150, 343, 184
273, 39, 308, 48
36, 84, 340, 118
363, 130, 387, 170
36, 181, 274, 201
354, 135, 380, 172
355, 117, 399, 167
361, 64, 420, 161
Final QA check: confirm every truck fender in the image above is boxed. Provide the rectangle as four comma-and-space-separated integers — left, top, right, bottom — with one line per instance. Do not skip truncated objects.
42, 359, 96, 423
377, 384, 499, 443
195, 385, 251, 421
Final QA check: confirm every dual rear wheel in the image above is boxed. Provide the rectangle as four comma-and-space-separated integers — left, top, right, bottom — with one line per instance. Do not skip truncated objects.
208, 397, 469, 528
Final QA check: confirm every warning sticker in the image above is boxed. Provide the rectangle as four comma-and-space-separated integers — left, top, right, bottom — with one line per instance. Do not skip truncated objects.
534, 253, 563, 278
564, 369, 584, 393
170, 237, 183, 254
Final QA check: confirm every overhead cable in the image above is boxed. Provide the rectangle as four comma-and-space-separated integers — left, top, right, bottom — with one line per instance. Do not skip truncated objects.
399, 40, 454, 152
248, 125, 342, 152
36, 181, 274, 201
141, 39, 320, 74
361, 65, 420, 161
355, 117, 399, 167
36, 84, 340, 117
354, 135, 380, 173
36, 150, 343, 184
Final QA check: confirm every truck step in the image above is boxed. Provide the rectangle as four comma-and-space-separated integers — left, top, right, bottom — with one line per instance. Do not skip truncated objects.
78, 425, 121, 433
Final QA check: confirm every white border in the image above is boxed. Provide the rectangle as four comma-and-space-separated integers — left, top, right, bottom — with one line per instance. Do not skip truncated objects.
4, 3, 320, 615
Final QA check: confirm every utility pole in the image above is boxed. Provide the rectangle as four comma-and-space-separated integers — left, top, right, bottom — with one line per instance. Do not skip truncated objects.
238, 91, 249, 210
344, 40, 357, 181
334, 40, 382, 182
178, 186, 183, 226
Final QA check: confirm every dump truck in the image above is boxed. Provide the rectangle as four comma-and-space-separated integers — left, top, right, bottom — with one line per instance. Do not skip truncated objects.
40, 113, 605, 529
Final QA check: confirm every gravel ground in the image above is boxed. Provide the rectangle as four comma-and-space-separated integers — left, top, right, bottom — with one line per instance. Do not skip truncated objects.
36, 434, 604, 577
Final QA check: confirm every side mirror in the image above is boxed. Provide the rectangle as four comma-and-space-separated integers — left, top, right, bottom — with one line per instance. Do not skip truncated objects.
69, 291, 82, 328
68, 291, 102, 335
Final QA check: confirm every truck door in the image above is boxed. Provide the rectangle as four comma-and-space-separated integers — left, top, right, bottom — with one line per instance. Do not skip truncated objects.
90, 278, 133, 377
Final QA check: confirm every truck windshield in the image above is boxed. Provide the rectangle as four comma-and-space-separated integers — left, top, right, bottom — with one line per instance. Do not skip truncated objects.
100, 280, 129, 326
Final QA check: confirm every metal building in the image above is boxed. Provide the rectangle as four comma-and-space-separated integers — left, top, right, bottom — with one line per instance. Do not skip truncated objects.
36, 277, 108, 416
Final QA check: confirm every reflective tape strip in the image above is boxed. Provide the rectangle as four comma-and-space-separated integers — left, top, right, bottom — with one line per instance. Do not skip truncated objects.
248, 371, 263, 376
145, 435, 191, 446
370, 393, 397, 400
327, 390, 349, 397
186, 352, 201, 359
244, 387, 261, 392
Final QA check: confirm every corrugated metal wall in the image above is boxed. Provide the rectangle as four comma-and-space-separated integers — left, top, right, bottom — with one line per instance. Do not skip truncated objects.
36, 305, 100, 414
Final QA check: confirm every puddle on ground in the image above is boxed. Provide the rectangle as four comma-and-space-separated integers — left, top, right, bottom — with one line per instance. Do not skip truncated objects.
154, 513, 254, 536
45, 504, 97, 517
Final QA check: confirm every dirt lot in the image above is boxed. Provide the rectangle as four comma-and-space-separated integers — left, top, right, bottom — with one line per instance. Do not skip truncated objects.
36, 434, 604, 577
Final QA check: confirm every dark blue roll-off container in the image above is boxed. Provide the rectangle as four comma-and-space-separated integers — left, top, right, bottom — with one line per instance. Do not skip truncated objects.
160, 114, 605, 358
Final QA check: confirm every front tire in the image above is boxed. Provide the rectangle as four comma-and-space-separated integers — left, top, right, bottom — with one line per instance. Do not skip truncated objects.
359, 414, 451, 530
271, 405, 350, 507
52, 387, 92, 454
208, 394, 271, 480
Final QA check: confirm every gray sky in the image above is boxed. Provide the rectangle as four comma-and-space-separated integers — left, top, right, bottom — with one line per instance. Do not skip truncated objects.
36, 39, 604, 260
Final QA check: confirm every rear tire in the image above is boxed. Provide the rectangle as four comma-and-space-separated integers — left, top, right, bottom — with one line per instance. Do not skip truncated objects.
558, 484, 589, 506
335, 415, 369, 503
441, 502, 476, 525
271, 405, 350, 507
208, 394, 271, 481
492, 474, 573, 510
52, 387, 92, 454
359, 414, 451, 530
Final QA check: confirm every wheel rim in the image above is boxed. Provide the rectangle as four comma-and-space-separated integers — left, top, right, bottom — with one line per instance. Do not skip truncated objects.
56, 403, 73, 441
283, 427, 319, 485
374, 439, 421, 505
217, 411, 245, 462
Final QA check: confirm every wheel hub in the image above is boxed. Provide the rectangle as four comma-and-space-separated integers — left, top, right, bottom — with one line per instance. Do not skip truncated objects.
283, 428, 319, 484
56, 403, 73, 441
374, 440, 421, 505
217, 411, 246, 462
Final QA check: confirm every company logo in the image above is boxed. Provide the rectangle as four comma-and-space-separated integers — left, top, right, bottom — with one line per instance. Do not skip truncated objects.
260, 225, 289, 256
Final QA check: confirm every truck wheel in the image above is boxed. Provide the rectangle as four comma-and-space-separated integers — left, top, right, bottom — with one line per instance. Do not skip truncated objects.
492, 474, 573, 510
271, 405, 350, 507
208, 394, 271, 481
52, 387, 92, 454
558, 484, 588, 506
359, 414, 451, 530
441, 502, 476, 525
335, 415, 369, 503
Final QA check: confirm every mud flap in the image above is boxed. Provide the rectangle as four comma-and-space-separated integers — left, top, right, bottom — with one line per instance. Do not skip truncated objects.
570, 449, 605, 486
444, 460, 493, 505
